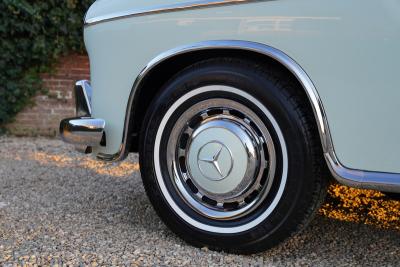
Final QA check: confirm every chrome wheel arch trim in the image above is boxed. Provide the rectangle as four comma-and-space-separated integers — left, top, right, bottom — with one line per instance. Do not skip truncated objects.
85, 0, 272, 26
97, 40, 400, 193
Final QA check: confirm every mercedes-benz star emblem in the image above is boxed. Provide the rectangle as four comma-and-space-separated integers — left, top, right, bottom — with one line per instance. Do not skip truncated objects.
197, 141, 233, 181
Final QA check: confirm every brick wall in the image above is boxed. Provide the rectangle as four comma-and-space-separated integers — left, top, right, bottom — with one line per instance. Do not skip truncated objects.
7, 54, 90, 136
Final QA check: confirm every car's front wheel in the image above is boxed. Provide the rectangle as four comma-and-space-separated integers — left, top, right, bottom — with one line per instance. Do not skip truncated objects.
139, 58, 328, 253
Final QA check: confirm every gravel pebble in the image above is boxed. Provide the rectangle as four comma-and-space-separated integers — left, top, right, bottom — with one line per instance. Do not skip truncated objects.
0, 137, 399, 266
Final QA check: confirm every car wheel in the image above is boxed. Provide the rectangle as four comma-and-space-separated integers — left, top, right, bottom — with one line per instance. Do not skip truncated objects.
139, 57, 328, 253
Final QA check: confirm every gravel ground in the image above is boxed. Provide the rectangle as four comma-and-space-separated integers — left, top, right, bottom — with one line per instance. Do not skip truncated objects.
0, 137, 399, 266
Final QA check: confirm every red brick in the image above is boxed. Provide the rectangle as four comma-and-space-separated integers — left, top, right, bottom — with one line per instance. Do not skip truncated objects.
7, 54, 88, 136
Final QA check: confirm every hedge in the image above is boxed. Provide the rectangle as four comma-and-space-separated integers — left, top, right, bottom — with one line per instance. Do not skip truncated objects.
0, 0, 94, 129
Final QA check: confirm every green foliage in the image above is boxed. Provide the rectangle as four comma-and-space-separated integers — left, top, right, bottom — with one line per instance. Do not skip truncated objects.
0, 0, 94, 126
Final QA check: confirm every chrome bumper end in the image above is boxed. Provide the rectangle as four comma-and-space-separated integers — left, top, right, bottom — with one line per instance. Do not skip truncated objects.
59, 80, 105, 153
60, 117, 105, 153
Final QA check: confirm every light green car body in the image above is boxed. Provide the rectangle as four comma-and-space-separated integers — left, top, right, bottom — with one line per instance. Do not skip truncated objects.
83, 0, 400, 191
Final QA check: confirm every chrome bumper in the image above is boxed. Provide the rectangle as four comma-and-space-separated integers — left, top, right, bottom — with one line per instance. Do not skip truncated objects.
59, 80, 105, 153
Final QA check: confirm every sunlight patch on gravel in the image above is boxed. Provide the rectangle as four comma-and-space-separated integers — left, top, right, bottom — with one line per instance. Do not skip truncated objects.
1, 150, 140, 178
320, 185, 400, 231
33, 152, 140, 178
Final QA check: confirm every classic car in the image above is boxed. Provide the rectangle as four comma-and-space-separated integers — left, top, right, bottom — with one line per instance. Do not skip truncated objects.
60, 0, 400, 253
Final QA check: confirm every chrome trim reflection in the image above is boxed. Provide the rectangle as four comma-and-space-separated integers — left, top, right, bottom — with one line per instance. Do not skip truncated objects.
60, 117, 105, 147
97, 40, 400, 193
85, 0, 271, 26
75, 80, 92, 117
326, 152, 400, 193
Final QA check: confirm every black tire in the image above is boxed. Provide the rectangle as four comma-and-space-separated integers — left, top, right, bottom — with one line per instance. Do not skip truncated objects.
139, 57, 328, 254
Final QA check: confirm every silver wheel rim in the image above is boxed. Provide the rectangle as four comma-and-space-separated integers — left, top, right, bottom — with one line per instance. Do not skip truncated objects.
154, 85, 288, 233
166, 99, 276, 220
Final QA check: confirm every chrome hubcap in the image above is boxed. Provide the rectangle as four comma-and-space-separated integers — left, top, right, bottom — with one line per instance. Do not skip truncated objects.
167, 98, 276, 220
187, 119, 258, 199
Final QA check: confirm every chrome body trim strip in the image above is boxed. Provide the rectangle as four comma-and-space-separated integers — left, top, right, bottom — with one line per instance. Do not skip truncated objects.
85, 0, 271, 26
96, 40, 400, 192
325, 153, 400, 193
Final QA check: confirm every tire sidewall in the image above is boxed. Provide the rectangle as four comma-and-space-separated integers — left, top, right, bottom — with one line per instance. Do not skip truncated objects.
140, 62, 316, 251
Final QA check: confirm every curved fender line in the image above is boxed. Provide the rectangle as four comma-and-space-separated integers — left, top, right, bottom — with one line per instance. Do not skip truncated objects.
97, 40, 400, 193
